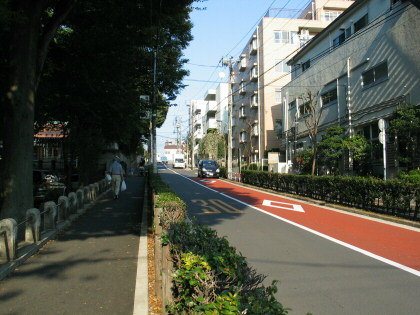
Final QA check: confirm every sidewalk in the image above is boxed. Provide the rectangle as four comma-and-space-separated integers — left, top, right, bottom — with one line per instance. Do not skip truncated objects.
0, 175, 148, 315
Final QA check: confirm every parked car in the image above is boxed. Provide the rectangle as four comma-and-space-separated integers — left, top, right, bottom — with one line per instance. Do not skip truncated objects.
197, 160, 220, 178
33, 170, 66, 206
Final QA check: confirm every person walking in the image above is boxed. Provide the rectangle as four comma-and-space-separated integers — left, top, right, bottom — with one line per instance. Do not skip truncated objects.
109, 157, 125, 199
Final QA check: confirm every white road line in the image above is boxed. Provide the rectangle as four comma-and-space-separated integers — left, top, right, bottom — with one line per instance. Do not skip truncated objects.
164, 170, 420, 277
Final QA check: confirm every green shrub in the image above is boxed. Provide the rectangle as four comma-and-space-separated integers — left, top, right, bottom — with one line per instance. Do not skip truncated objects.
399, 169, 420, 184
167, 220, 289, 314
220, 167, 227, 178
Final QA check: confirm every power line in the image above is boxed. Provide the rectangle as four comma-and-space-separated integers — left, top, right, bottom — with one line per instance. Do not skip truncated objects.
186, 62, 220, 68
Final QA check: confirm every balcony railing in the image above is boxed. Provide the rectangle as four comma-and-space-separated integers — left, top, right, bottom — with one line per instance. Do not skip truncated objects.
239, 55, 247, 71
249, 36, 257, 55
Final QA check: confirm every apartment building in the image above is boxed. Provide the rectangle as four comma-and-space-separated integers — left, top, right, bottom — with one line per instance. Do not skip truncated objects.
230, 0, 354, 169
281, 0, 420, 177
189, 83, 229, 166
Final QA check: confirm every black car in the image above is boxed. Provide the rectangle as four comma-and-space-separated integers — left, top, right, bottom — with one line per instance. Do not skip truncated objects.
197, 160, 220, 178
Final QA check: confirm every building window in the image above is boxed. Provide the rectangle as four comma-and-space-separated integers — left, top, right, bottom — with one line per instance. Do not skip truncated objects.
275, 119, 283, 137
302, 59, 311, 72
274, 31, 298, 44
363, 123, 381, 160
323, 10, 342, 21
275, 59, 291, 73
333, 32, 346, 48
362, 61, 388, 88
354, 13, 368, 33
275, 89, 282, 104
298, 101, 310, 117
321, 88, 338, 106
289, 99, 296, 109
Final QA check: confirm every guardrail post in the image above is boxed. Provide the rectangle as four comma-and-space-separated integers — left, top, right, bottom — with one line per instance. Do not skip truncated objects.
89, 184, 96, 200
57, 196, 69, 221
25, 208, 41, 243
93, 182, 99, 196
76, 189, 84, 208
68, 192, 77, 214
0, 218, 17, 263
43, 201, 57, 230
83, 186, 90, 202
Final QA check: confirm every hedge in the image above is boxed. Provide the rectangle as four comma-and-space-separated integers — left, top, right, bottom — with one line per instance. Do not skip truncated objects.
240, 170, 419, 221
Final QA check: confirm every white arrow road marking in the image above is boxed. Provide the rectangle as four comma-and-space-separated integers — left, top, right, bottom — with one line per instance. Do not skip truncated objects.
262, 200, 305, 213
200, 179, 217, 183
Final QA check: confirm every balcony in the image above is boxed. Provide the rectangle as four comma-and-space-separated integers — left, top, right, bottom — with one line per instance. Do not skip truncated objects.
239, 107, 247, 119
239, 133, 248, 143
240, 130, 248, 143
250, 93, 258, 108
239, 54, 247, 71
249, 36, 257, 55
251, 126, 259, 137
239, 81, 246, 94
250, 64, 258, 81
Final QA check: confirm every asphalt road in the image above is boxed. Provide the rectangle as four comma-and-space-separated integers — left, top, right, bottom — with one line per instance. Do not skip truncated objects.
159, 165, 420, 315
0, 176, 145, 315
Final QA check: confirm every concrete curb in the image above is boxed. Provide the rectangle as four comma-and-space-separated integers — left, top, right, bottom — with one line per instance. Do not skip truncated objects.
133, 183, 149, 315
0, 190, 111, 281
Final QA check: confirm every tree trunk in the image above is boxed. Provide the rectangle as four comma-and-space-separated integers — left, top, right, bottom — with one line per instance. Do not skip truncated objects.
0, 3, 44, 220
0, 1, 76, 220
312, 145, 317, 176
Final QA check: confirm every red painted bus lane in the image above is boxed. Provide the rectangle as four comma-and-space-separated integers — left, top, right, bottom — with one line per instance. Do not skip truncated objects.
194, 178, 420, 274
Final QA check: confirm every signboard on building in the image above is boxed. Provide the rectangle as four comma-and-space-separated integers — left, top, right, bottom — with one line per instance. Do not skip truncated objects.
268, 152, 280, 164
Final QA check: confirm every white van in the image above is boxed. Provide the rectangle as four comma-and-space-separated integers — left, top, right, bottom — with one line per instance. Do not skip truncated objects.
173, 155, 186, 168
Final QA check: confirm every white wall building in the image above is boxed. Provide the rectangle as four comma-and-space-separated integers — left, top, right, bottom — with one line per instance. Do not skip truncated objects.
230, 0, 354, 169
189, 83, 229, 166
281, 0, 420, 177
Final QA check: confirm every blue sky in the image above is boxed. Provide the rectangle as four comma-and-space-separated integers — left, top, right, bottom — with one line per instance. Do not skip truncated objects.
156, 0, 306, 155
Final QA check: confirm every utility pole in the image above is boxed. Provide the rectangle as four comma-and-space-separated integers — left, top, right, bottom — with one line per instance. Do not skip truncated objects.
152, 50, 158, 173
222, 57, 233, 178
175, 117, 182, 153
187, 102, 194, 169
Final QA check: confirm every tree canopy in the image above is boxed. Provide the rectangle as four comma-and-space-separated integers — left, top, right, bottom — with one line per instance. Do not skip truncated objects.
0, 0, 197, 220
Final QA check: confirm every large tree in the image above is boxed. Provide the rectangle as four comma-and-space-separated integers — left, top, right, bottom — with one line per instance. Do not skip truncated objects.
0, 0, 196, 220
0, 0, 76, 220
317, 126, 345, 175
389, 103, 420, 171
300, 90, 323, 175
